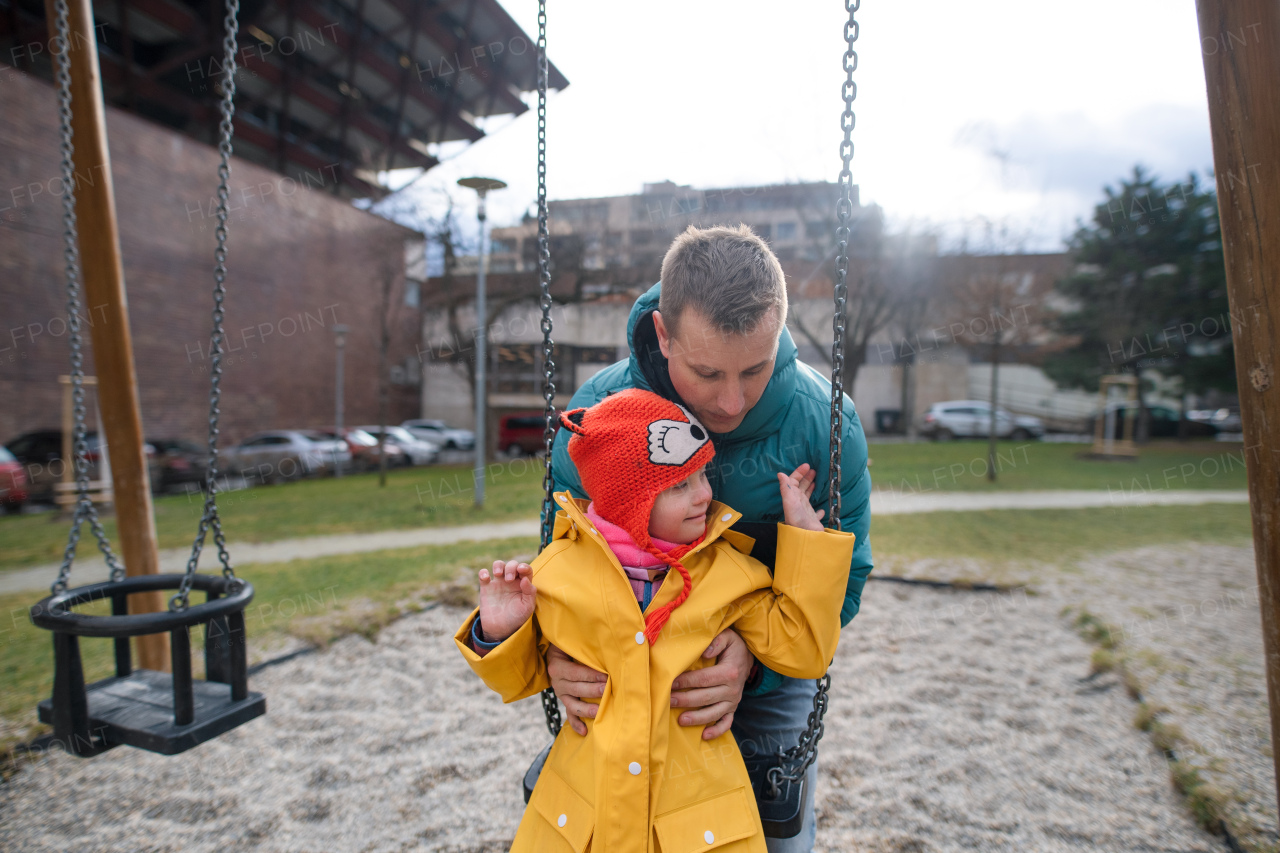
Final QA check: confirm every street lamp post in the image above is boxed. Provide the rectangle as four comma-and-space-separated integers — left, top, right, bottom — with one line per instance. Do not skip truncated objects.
332, 324, 349, 478
457, 177, 507, 508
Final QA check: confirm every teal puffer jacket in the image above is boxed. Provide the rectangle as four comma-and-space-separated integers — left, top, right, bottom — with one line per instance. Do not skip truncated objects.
551, 282, 874, 696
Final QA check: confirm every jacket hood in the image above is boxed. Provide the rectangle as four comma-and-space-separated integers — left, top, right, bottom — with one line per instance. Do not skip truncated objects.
625, 282, 800, 445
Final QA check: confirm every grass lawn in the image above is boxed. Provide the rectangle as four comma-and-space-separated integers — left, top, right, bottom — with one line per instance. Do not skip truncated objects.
0, 441, 1249, 575
867, 439, 1249, 494
0, 501, 1255, 750
0, 460, 546, 573
872, 502, 1253, 568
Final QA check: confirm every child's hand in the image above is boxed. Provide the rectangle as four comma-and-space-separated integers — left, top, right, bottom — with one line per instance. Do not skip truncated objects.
477, 560, 537, 643
777, 463, 826, 532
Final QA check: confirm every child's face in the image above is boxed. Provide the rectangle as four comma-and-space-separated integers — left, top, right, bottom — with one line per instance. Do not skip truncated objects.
649, 466, 713, 544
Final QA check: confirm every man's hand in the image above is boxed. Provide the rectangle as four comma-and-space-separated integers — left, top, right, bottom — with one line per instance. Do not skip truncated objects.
670, 628, 753, 739
547, 644, 607, 736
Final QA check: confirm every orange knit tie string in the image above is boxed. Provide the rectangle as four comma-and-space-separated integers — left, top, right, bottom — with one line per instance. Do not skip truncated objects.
641, 537, 701, 644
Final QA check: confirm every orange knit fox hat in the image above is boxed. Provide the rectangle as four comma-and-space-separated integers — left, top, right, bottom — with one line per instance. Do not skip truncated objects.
559, 388, 716, 643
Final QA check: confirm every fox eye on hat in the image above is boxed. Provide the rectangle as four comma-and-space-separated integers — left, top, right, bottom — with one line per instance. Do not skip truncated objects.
558, 389, 716, 643
647, 406, 708, 466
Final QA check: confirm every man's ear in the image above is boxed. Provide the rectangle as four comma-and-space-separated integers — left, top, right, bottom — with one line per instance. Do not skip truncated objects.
652, 310, 672, 360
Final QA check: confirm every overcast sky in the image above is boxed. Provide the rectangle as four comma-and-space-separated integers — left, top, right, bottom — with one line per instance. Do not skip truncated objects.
380, 1, 1217, 253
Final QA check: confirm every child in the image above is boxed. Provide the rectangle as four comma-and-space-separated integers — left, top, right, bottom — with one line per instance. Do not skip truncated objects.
454, 389, 855, 853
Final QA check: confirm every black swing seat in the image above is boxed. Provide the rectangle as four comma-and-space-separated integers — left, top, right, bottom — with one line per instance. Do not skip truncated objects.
30, 573, 266, 757
742, 751, 812, 839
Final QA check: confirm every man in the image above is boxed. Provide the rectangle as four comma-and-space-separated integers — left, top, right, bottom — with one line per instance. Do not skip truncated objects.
544, 224, 873, 852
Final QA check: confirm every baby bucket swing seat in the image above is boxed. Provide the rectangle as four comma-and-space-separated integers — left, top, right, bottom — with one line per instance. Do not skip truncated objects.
28, 0, 264, 757
520, 0, 862, 838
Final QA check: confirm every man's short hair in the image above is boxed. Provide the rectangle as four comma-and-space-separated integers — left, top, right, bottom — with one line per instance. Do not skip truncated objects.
658, 224, 788, 339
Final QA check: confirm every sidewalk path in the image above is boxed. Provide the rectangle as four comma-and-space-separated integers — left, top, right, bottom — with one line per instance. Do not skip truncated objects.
1, 490, 1249, 595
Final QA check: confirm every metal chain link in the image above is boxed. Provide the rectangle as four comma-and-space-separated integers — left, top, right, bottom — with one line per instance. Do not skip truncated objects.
828, 0, 859, 532
50, 0, 127, 594
173, 0, 241, 611
765, 674, 831, 798
767, 0, 859, 800
534, 0, 562, 739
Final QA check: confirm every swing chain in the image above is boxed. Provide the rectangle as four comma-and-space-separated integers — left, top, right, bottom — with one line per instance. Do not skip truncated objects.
534, 0, 563, 739
765, 673, 831, 799
50, 0, 127, 595
766, 0, 859, 802
536, 0, 556, 554
174, 0, 241, 611
828, 0, 859, 532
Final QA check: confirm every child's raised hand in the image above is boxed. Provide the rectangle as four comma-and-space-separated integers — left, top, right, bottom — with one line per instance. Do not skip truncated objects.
777, 463, 826, 532
477, 560, 536, 643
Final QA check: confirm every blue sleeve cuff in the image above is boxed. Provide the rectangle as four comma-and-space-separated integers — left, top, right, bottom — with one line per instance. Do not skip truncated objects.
744, 665, 785, 697
470, 615, 504, 651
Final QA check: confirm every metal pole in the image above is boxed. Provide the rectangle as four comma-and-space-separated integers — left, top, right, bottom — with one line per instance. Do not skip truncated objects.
474, 194, 488, 507
1196, 0, 1280, 818
43, 0, 166, 670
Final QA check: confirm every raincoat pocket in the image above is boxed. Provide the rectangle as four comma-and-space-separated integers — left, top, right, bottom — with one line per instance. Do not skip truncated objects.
653, 786, 757, 852
529, 765, 595, 853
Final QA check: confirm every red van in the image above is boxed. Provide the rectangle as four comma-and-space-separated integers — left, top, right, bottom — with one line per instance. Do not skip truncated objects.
499, 412, 559, 457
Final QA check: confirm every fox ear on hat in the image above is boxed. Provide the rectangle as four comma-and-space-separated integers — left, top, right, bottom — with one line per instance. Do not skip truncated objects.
558, 408, 588, 435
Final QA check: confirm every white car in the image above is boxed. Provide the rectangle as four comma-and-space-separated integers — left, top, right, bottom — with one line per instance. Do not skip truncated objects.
400, 419, 475, 450
919, 401, 1045, 441
356, 425, 439, 466
224, 430, 350, 482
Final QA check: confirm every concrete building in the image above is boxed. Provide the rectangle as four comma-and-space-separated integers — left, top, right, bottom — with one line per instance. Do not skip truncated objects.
1, 0, 565, 448
419, 181, 1086, 441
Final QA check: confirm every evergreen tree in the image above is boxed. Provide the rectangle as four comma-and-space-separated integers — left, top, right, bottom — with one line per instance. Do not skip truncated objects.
1044, 166, 1234, 406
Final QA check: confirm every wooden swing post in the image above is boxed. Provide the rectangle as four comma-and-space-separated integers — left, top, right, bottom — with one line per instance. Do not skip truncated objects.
1196, 0, 1280, 816
43, 0, 168, 671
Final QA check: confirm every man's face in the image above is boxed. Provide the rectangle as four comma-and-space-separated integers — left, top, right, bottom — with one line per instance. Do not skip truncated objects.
653, 306, 781, 434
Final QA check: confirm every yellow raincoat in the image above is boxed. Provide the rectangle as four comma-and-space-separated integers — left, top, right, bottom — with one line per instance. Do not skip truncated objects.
454, 492, 856, 853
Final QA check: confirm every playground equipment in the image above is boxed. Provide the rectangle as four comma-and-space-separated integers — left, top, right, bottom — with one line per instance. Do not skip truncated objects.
28, 0, 264, 757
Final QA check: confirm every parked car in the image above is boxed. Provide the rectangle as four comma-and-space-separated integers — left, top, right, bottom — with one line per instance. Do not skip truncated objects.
919, 401, 1045, 441
146, 438, 209, 493
499, 412, 560, 456
356, 425, 439, 466
294, 430, 356, 475
0, 446, 28, 512
1187, 407, 1242, 433
4, 429, 166, 503
401, 419, 475, 450
223, 430, 341, 483
1088, 404, 1217, 440
310, 428, 407, 472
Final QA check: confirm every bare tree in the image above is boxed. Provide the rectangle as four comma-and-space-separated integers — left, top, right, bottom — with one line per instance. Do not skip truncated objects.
940, 220, 1048, 480
792, 205, 932, 401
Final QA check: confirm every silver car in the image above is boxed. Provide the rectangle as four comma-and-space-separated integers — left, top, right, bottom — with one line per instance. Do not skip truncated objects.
400, 419, 475, 450
919, 401, 1045, 441
224, 430, 350, 482
356, 425, 439, 466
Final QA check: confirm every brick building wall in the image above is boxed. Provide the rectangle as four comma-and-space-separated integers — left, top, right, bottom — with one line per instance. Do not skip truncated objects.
0, 69, 421, 448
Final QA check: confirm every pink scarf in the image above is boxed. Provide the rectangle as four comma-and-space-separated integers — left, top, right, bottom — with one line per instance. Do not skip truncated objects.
586, 503, 680, 603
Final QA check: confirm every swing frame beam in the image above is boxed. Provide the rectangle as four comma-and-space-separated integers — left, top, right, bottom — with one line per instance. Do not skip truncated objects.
41, 0, 167, 671
1196, 0, 1280, 819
